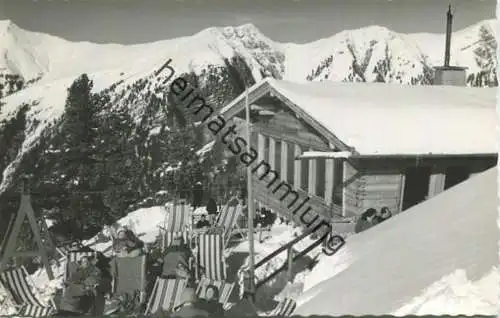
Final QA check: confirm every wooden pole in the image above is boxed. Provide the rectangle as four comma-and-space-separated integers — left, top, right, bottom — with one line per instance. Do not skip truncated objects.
0, 176, 54, 280
245, 85, 256, 302
287, 247, 293, 282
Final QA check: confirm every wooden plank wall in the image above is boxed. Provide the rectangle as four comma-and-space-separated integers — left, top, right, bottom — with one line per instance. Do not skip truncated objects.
343, 161, 363, 217
252, 109, 331, 151
357, 173, 403, 214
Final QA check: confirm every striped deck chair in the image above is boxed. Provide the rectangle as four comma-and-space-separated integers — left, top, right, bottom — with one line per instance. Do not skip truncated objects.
0, 266, 56, 317
214, 204, 244, 245
194, 233, 226, 281
261, 298, 297, 317
64, 249, 98, 281
144, 278, 187, 315
162, 204, 192, 249
55, 241, 84, 261
195, 277, 235, 306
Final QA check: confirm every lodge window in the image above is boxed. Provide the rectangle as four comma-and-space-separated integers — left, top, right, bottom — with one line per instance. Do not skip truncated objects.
301, 156, 309, 191
275, 140, 282, 175
444, 166, 469, 190
316, 158, 326, 198
263, 136, 270, 163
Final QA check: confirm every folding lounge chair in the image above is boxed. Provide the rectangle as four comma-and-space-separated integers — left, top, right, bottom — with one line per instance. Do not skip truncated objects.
55, 241, 85, 260
195, 277, 235, 306
110, 254, 147, 303
144, 277, 187, 315
214, 204, 244, 245
0, 266, 57, 317
194, 233, 227, 281
64, 249, 98, 281
261, 298, 297, 317
161, 203, 192, 250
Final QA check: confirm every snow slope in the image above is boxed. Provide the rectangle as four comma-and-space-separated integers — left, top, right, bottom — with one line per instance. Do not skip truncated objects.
83, 205, 168, 256
295, 167, 499, 315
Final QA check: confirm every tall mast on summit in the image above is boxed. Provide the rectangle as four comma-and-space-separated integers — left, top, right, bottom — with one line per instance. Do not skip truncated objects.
444, 4, 454, 67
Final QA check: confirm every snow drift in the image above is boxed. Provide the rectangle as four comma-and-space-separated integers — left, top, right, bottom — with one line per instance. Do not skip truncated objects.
295, 167, 499, 315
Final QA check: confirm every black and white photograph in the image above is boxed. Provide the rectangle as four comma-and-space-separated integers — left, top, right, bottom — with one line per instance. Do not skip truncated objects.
0, 0, 498, 317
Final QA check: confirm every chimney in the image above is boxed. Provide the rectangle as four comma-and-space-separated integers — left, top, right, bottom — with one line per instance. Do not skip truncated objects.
433, 4, 467, 86
444, 4, 452, 67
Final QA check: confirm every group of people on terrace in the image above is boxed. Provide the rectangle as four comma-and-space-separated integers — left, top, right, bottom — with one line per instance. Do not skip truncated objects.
354, 207, 393, 233
54, 182, 248, 317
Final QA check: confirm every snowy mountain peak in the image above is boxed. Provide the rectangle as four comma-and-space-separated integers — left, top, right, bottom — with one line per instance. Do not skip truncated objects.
0, 19, 21, 36
0, 19, 12, 33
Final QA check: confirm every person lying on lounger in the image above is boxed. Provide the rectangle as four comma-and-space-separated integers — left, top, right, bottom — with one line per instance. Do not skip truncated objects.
57, 256, 103, 316
113, 227, 144, 257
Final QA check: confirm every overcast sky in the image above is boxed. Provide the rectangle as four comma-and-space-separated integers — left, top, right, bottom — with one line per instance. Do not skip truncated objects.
0, 0, 496, 44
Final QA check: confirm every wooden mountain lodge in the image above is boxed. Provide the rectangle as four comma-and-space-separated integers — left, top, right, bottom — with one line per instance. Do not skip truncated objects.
204, 5, 496, 232
209, 77, 496, 229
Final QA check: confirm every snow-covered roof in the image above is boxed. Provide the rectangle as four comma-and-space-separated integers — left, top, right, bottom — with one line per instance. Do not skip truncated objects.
297, 151, 352, 159
220, 78, 497, 156
295, 167, 499, 315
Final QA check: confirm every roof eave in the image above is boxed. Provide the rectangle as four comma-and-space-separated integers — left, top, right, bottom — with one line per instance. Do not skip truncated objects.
352, 152, 498, 159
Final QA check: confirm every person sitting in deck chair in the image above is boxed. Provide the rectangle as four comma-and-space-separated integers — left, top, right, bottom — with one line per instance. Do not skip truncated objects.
196, 215, 211, 229
161, 237, 193, 281
378, 206, 392, 223
198, 284, 224, 317
113, 227, 144, 257
206, 197, 218, 224
58, 256, 103, 316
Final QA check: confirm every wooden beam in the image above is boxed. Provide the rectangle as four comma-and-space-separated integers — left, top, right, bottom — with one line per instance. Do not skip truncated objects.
287, 247, 293, 282
257, 133, 266, 175
252, 126, 330, 152
281, 140, 288, 181
398, 174, 406, 213
294, 144, 302, 189
342, 161, 348, 217
10, 251, 44, 258
0, 204, 25, 273
308, 149, 316, 196
23, 194, 54, 279
325, 159, 334, 205
269, 136, 276, 170
0, 178, 54, 280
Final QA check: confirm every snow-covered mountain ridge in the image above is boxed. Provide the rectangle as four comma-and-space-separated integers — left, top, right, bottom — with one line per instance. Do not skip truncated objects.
0, 18, 497, 95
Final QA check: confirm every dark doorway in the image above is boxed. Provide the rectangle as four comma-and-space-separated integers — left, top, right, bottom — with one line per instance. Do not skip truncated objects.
402, 166, 432, 211
444, 166, 469, 190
